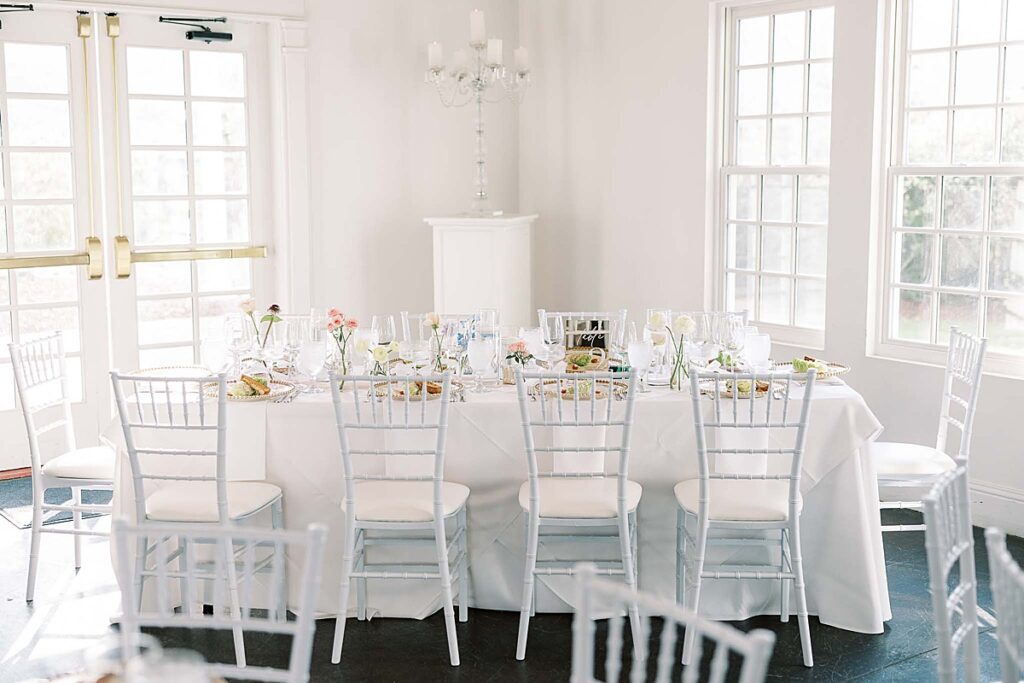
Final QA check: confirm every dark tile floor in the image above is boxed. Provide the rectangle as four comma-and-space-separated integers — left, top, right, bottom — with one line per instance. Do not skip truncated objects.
0, 509, 1016, 682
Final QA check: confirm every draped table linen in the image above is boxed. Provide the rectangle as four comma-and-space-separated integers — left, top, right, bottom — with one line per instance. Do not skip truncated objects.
109, 381, 890, 634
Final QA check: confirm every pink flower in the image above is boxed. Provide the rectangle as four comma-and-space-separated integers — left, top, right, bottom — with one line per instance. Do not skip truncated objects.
239, 299, 256, 314
330, 315, 344, 329
508, 340, 528, 354
327, 320, 338, 332
344, 318, 359, 330
327, 307, 342, 318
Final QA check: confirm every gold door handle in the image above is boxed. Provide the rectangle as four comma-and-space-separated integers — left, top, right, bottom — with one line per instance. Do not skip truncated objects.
0, 237, 103, 280
112, 236, 267, 279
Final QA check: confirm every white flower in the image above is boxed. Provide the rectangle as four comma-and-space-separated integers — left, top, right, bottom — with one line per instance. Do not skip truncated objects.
672, 314, 696, 337
239, 298, 256, 314
372, 345, 390, 363
648, 311, 667, 329
423, 312, 441, 329
355, 338, 372, 354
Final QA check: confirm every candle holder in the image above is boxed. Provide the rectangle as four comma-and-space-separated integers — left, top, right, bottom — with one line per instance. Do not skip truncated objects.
425, 12, 530, 212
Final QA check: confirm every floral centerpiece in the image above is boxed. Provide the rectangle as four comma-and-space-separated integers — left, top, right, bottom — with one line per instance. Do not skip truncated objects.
503, 339, 534, 384
239, 299, 282, 369
666, 314, 696, 390
327, 308, 358, 386
423, 312, 446, 372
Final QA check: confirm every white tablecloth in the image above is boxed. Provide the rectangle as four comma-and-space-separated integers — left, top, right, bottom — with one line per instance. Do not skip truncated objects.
110, 381, 890, 634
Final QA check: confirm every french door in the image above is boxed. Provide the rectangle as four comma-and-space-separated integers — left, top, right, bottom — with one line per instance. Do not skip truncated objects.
0, 9, 274, 470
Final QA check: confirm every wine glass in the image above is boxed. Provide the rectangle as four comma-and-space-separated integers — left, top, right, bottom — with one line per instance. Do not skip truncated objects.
297, 323, 328, 393
467, 337, 494, 393
627, 322, 655, 392
746, 333, 772, 371
223, 314, 250, 377
371, 315, 397, 345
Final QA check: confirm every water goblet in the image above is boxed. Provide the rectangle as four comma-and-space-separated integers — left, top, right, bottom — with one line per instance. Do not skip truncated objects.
467, 337, 494, 393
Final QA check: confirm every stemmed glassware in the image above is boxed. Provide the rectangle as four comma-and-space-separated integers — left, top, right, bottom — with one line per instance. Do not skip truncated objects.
626, 322, 655, 392
467, 333, 494, 393
540, 315, 566, 369
223, 314, 251, 377
297, 319, 328, 392
371, 315, 397, 346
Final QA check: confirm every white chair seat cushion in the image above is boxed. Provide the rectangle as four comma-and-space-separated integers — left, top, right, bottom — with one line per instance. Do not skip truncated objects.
517, 479, 642, 519
350, 481, 470, 522
145, 481, 282, 523
871, 441, 957, 479
673, 479, 797, 522
41, 446, 115, 481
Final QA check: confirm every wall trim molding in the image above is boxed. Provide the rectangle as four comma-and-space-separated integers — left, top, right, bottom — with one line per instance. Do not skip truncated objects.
971, 478, 1024, 537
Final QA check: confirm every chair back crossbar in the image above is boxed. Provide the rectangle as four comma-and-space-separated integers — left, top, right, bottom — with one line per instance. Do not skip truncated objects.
114, 519, 326, 683
922, 466, 981, 683
571, 564, 775, 683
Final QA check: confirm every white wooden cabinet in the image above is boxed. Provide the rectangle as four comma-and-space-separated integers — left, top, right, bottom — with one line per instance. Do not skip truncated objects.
424, 213, 538, 329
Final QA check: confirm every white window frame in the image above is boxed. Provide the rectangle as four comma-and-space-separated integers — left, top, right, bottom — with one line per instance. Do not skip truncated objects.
874, 0, 1024, 377
712, 0, 836, 349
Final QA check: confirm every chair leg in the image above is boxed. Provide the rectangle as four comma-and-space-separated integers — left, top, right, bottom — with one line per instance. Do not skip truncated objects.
789, 519, 813, 667
457, 507, 468, 623
331, 513, 358, 664
355, 530, 366, 622
681, 518, 709, 666
433, 513, 460, 666
675, 508, 685, 605
618, 512, 644, 658
26, 491, 43, 602
133, 535, 148, 612
72, 487, 82, 569
516, 512, 539, 660
780, 529, 790, 623
179, 535, 192, 617
271, 499, 287, 621
222, 538, 246, 668
630, 512, 639, 587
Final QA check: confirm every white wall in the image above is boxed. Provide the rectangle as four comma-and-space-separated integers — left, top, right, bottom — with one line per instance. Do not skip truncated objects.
305, 0, 519, 321
517, 0, 1024, 532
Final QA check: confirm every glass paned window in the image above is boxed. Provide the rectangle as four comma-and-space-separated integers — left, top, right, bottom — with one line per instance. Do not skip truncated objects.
125, 46, 254, 365
723, 5, 834, 334
886, 0, 1024, 357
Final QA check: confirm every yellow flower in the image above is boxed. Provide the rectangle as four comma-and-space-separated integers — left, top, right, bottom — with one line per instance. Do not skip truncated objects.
355, 338, 372, 354
388, 340, 399, 353
372, 345, 390, 363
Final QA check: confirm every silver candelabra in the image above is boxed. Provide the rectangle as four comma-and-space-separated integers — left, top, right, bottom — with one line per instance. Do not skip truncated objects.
425, 10, 530, 211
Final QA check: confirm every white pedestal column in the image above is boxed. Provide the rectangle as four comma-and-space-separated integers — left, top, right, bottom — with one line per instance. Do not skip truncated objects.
425, 213, 538, 329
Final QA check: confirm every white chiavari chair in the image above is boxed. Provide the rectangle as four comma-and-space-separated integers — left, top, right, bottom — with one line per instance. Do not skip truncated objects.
110, 371, 285, 667
113, 518, 326, 683
537, 309, 628, 351
875, 326, 987, 532
986, 528, 1024, 683
328, 372, 469, 667
10, 332, 115, 602
922, 465, 980, 683
677, 369, 815, 667
400, 311, 476, 342
571, 563, 775, 683
513, 368, 642, 660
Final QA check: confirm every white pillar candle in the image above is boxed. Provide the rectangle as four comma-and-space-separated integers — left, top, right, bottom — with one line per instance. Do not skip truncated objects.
514, 46, 529, 72
486, 38, 502, 66
470, 10, 486, 45
428, 41, 443, 69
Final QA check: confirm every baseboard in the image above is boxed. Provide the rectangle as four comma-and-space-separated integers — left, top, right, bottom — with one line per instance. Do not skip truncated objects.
0, 467, 30, 481
971, 479, 1024, 537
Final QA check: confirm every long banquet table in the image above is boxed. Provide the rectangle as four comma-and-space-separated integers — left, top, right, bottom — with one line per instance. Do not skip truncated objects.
109, 379, 891, 634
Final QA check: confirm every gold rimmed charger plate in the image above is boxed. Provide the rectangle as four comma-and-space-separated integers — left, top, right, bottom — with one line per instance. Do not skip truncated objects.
207, 379, 295, 402
698, 378, 785, 399
772, 361, 851, 381
378, 379, 464, 401
529, 378, 627, 401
